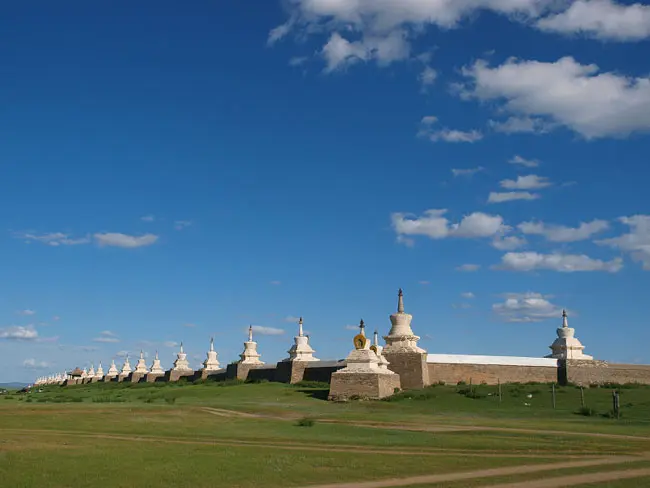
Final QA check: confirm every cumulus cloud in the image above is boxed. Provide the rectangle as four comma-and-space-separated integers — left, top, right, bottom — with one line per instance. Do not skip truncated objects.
519, 219, 610, 242
536, 0, 650, 41
94, 233, 159, 248
23, 358, 52, 369
418, 115, 483, 143
488, 191, 540, 203
456, 263, 480, 272
392, 209, 508, 244
13, 231, 91, 246
419, 65, 438, 89
500, 175, 553, 190
289, 56, 309, 67
92, 330, 120, 344
489, 116, 552, 134
509, 155, 540, 168
491, 235, 527, 250
496, 251, 623, 272
493, 292, 564, 323
250, 325, 285, 336
17, 309, 36, 316
452, 167, 484, 177
597, 215, 650, 270
460, 56, 650, 139
321, 30, 411, 72
163, 341, 179, 348
0, 325, 38, 341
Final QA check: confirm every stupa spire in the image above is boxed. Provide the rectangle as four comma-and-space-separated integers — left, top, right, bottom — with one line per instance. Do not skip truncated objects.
383, 288, 425, 354
373, 330, 379, 346
248, 325, 253, 342
547, 309, 593, 360
210, 337, 214, 352
284, 316, 319, 362
298, 317, 304, 337
397, 288, 404, 313
202, 337, 221, 371
359, 319, 366, 337
562, 309, 568, 328
240, 325, 264, 365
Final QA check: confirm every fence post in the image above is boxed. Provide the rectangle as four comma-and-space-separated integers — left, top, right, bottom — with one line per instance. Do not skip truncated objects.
552, 383, 556, 410
580, 386, 585, 408
612, 390, 620, 419
498, 378, 502, 404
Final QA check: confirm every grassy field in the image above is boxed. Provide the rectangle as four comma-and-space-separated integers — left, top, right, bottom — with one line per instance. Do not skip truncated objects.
2, 380, 650, 487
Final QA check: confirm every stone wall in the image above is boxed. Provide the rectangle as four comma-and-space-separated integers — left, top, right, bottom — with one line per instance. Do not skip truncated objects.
384, 352, 429, 389
563, 360, 650, 386
427, 362, 558, 385
328, 372, 400, 401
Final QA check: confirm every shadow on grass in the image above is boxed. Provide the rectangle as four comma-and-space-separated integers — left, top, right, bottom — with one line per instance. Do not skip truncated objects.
294, 388, 329, 401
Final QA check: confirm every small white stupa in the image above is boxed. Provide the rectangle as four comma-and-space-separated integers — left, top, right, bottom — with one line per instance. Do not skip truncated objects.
284, 317, 319, 362
80, 368, 88, 379
371, 330, 390, 370
383, 289, 425, 354
95, 362, 104, 379
149, 351, 165, 374
172, 343, 192, 371
106, 360, 119, 378
202, 337, 221, 371
120, 356, 133, 376
547, 310, 593, 360
239, 326, 264, 365
134, 350, 148, 373
87, 364, 95, 378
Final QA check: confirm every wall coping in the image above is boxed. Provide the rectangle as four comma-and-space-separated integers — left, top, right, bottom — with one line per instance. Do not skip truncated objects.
427, 354, 558, 367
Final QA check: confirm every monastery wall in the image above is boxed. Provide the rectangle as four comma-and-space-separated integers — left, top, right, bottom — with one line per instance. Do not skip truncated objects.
562, 360, 650, 386
427, 355, 559, 385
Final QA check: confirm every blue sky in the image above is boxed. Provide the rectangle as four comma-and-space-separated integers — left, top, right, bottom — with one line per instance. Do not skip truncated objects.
2, 0, 650, 383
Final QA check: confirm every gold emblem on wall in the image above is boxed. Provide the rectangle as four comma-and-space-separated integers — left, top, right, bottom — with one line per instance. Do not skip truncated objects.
369, 345, 377, 354
353, 334, 368, 350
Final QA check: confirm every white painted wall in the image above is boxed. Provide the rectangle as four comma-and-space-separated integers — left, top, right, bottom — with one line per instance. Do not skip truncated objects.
427, 354, 558, 368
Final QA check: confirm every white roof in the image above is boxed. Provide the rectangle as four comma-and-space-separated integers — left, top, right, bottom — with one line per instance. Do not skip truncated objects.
427, 354, 558, 367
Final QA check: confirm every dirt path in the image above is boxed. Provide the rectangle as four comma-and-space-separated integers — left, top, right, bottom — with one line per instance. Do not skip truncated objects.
486, 467, 650, 487
296, 457, 642, 488
0, 427, 612, 459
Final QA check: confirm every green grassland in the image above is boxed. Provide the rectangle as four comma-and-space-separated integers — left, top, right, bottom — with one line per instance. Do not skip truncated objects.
2, 380, 650, 487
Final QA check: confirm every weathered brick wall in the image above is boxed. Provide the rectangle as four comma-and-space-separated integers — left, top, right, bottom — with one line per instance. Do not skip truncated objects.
384, 352, 429, 389
427, 363, 558, 385
303, 365, 344, 383
247, 366, 277, 382
328, 373, 400, 401
564, 360, 650, 386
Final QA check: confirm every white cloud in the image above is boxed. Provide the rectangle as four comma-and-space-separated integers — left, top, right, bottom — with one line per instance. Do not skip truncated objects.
141, 215, 155, 222
419, 65, 437, 89
488, 191, 540, 203
460, 56, 650, 139
23, 358, 52, 370
284, 316, 301, 323
493, 292, 564, 323
0, 325, 38, 341
456, 264, 480, 272
519, 219, 610, 242
93, 330, 120, 343
489, 116, 552, 134
115, 350, 130, 358
452, 167, 484, 177
536, 0, 650, 41
508, 155, 540, 168
597, 215, 650, 270
14, 231, 91, 246
345, 324, 361, 331
289, 56, 309, 67
94, 233, 158, 248
174, 220, 192, 231
250, 325, 285, 336
418, 115, 483, 143
492, 235, 527, 250
461, 292, 475, 299
500, 175, 552, 190
163, 341, 178, 348
496, 251, 623, 273
392, 209, 507, 242
418, 280, 430, 285
17, 309, 36, 316
321, 30, 411, 72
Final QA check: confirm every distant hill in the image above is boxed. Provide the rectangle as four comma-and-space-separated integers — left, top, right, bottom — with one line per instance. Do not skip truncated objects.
0, 382, 29, 389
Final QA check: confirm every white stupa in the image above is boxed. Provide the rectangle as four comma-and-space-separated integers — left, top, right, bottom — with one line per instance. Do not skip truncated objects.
120, 356, 133, 376
87, 364, 96, 378
149, 351, 165, 374
383, 288, 425, 354
95, 362, 104, 379
80, 368, 88, 379
547, 310, 593, 360
134, 350, 148, 373
337, 320, 397, 375
202, 337, 221, 371
371, 330, 390, 370
284, 317, 319, 362
106, 360, 119, 378
172, 343, 192, 371
239, 326, 264, 365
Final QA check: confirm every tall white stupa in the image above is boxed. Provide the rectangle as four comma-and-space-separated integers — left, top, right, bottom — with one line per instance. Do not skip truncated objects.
239, 326, 264, 365
95, 362, 104, 379
149, 351, 165, 374
284, 317, 319, 362
120, 356, 133, 376
547, 310, 593, 360
383, 289, 425, 354
172, 343, 192, 371
134, 350, 148, 373
87, 364, 96, 378
202, 338, 221, 371
106, 360, 119, 379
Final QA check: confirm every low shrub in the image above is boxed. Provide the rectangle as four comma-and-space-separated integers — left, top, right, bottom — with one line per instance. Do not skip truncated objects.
576, 406, 597, 416
296, 417, 315, 427
292, 381, 329, 389
4, 395, 14, 400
